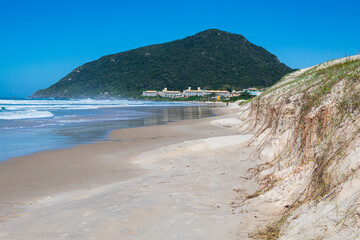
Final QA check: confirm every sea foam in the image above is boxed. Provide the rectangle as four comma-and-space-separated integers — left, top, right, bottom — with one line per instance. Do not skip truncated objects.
0, 110, 54, 120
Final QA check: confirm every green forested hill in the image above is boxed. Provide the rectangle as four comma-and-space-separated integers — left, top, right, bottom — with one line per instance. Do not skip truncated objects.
32, 29, 293, 98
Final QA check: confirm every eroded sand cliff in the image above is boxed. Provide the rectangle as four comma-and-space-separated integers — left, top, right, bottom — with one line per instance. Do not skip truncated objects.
223, 55, 360, 239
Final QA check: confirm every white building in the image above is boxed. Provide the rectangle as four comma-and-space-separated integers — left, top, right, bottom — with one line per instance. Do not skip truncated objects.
204, 90, 230, 97
231, 90, 242, 97
142, 87, 231, 99
183, 87, 204, 97
142, 90, 157, 97
159, 88, 182, 98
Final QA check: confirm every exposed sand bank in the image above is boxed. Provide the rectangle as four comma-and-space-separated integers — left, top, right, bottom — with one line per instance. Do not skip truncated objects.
0, 105, 273, 239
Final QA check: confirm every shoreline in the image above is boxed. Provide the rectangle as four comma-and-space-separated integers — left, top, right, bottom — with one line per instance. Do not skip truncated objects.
0, 104, 228, 205
0, 102, 224, 163
0, 103, 265, 239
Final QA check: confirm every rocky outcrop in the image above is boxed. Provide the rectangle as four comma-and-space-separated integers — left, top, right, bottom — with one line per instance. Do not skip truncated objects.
234, 55, 360, 239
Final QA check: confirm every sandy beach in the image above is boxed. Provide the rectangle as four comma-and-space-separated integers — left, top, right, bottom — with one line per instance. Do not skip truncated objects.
0, 105, 269, 239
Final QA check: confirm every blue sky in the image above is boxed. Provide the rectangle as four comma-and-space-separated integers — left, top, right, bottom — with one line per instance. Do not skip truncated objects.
1, 0, 359, 97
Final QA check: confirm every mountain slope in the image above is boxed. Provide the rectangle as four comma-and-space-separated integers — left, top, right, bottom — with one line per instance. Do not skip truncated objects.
32, 29, 293, 98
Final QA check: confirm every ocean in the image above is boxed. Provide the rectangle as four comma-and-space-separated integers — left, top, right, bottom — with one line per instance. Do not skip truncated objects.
0, 98, 214, 162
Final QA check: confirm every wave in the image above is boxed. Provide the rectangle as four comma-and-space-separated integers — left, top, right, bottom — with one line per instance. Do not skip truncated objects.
0, 98, 195, 121
0, 98, 187, 106
0, 98, 192, 112
0, 110, 54, 120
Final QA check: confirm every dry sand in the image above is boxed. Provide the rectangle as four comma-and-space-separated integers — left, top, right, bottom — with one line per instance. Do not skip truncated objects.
0, 106, 266, 239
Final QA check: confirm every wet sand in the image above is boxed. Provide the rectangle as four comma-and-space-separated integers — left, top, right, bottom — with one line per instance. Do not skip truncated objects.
0, 105, 265, 239
0, 107, 225, 203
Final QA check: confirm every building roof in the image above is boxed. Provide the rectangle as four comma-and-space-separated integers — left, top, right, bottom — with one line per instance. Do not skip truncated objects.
184, 90, 203, 92
205, 90, 229, 93
144, 90, 157, 93
163, 91, 181, 93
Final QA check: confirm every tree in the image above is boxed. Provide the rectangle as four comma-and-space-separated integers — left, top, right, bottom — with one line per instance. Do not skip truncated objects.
220, 84, 232, 92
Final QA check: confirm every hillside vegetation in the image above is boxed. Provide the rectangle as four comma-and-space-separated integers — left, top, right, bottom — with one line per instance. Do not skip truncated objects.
225, 55, 360, 239
31, 29, 293, 99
